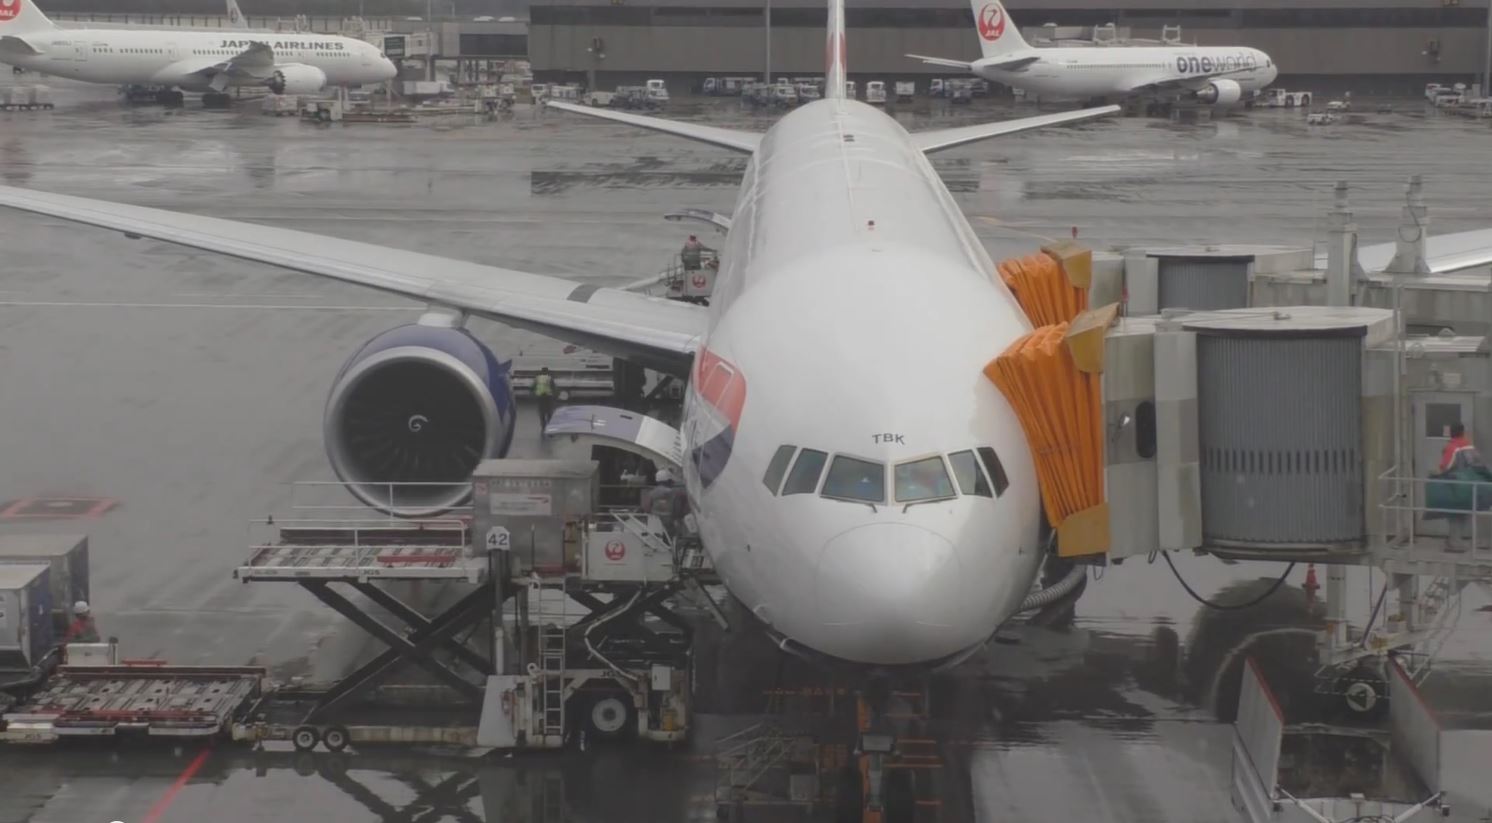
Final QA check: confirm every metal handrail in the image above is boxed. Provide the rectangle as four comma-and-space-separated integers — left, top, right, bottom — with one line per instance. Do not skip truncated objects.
1377, 467, 1492, 550
251, 516, 471, 551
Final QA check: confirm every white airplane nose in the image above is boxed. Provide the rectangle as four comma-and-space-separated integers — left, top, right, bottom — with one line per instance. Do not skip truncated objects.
814, 522, 978, 664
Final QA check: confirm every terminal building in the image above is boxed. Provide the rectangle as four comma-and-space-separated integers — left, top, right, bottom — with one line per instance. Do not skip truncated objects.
528, 0, 1492, 89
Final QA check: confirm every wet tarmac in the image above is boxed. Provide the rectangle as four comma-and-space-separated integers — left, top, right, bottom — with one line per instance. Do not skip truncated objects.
1, 79, 1492, 822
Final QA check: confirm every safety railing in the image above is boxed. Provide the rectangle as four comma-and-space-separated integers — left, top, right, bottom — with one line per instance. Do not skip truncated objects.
248, 517, 471, 552
1378, 469, 1492, 558
284, 479, 475, 522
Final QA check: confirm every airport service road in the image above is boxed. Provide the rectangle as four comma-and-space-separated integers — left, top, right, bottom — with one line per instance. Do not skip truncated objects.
0, 79, 1490, 823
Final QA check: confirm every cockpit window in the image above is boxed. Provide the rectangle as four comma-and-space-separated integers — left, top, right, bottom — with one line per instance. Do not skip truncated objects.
977, 447, 1010, 497
763, 445, 796, 494
894, 456, 956, 503
822, 455, 886, 503
947, 450, 992, 497
782, 449, 828, 495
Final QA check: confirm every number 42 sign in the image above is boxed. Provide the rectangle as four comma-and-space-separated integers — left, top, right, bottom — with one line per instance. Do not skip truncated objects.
485, 526, 511, 552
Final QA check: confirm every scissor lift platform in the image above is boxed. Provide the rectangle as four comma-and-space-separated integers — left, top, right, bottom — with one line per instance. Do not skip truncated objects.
235, 542, 487, 583
0, 664, 265, 744
234, 520, 496, 727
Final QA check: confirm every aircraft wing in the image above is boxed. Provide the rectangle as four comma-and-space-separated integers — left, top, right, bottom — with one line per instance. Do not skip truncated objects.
1319, 229, 1492, 275
906, 54, 973, 71
911, 105, 1120, 154
180, 41, 276, 84
544, 101, 761, 154
0, 185, 706, 375
0, 35, 45, 57
1131, 66, 1256, 94
907, 53, 1040, 72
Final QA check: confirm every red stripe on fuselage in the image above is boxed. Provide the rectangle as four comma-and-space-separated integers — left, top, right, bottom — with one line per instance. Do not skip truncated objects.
693, 348, 747, 430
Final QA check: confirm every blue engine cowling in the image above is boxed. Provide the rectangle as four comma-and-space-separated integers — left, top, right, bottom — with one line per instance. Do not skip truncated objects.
324, 319, 516, 516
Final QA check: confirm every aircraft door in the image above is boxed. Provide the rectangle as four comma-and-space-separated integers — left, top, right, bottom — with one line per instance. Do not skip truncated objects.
1413, 392, 1474, 536
166, 42, 180, 61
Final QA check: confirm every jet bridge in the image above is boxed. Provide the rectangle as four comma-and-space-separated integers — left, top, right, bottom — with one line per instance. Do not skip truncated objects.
989, 175, 1492, 723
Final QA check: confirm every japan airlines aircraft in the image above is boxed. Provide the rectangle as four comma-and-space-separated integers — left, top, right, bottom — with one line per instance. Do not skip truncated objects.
910, 0, 1279, 106
0, 0, 396, 105
0, 1, 1121, 669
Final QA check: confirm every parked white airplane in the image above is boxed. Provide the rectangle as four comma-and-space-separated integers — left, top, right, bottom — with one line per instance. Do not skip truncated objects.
0, 0, 1121, 668
0, 0, 395, 106
910, 0, 1279, 107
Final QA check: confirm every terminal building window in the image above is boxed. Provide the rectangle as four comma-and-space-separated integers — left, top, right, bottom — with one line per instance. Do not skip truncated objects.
459, 34, 527, 56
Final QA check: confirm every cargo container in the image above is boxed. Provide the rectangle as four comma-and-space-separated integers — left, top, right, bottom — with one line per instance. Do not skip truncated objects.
0, 535, 88, 634
0, 565, 54, 672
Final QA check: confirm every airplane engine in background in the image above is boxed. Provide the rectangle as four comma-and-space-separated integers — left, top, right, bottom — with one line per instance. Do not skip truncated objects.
324, 314, 516, 517
1195, 78, 1243, 106
267, 64, 328, 95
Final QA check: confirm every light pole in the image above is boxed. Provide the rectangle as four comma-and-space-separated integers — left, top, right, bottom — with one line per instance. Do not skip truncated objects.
1483, 0, 1491, 97
765, 0, 772, 83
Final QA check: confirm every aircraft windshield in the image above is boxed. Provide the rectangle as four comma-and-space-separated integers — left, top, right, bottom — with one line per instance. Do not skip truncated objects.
822, 456, 886, 504
782, 449, 828, 495
946, 450, 992, 497
894, 456, 957, 503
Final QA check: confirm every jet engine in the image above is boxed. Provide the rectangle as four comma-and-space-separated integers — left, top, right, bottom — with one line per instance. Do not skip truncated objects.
324, 314, 516, 517
267, 64, 328, 95
1195, 78, 1243, 106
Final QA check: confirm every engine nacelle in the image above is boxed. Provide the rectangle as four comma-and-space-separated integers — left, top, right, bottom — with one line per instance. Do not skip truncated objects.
325, 318, 515, 517
267, 64, 328, 95
1195, 78, 1243, 106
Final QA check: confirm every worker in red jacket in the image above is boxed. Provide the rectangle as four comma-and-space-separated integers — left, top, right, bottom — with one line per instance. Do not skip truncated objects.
1440, 422, 1473, 472
63, 601, 100, 644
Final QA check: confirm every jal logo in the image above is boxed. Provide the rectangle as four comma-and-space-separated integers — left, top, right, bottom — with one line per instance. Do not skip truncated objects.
690, 273, 708, 289
603, 540, 626, 561
0, 0, 21, 22
977, 3, 1006, 42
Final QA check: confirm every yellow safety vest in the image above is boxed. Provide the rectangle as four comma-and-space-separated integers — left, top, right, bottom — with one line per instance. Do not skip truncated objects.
534, 374, 555, 397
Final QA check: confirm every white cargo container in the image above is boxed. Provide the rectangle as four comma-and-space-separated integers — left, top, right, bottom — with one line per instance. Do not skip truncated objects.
0, 564, 54, 672
0, 535, 88, 632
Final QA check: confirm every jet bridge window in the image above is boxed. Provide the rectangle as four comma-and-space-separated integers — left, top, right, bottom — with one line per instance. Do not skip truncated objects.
822, 456, 886, 504
977, 447, 1010, 497
947, 450, 993, 498
763, 445, 796, 494
782, 449, 828, 496
894, 456, 957, 503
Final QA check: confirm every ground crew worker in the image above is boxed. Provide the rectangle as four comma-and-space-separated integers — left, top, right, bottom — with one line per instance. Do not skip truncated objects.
534, 367, 556, 432
1441, 422, 1472, 472
641, 468, 686, 535
64, 601, 100, 643
681, 235, 703, 272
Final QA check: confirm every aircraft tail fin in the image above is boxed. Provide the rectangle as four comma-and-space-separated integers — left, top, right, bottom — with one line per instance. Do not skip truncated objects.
825, 0, 847, 99
0, 0, 59, 34
970, 0, 1028, 60
226, 0, 247, 29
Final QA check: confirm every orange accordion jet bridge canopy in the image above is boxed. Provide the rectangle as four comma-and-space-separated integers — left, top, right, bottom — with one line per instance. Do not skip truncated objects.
986, 243, 1119, 558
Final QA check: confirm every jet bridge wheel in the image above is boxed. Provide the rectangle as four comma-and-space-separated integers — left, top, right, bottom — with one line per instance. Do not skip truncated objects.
583, 689, 635, 741
1332, 664, 1389, 722
291, 724, 321, 752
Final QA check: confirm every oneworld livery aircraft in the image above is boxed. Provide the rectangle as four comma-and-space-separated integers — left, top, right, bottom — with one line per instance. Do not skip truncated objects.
911, 0, 1279, 106
0, 0, 395, 105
